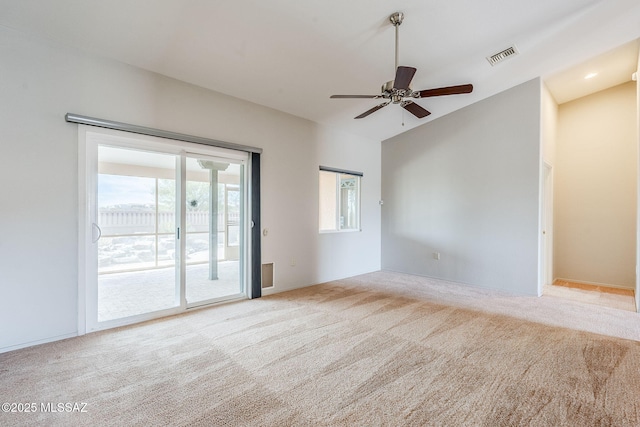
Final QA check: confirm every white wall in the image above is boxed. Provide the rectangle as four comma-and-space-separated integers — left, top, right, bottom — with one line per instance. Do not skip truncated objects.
554, 82, 637, 289
381, 79, 541, 295
0, 26, 381, 352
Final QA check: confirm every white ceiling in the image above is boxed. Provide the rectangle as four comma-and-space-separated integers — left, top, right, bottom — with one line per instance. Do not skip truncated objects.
1, 0, 639, 141
546, 39, 639, 104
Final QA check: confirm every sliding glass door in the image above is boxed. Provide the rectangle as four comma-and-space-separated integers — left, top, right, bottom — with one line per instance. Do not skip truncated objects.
185, 155, 244, 306
84, 129, 249, 332
96, 146, 179, 322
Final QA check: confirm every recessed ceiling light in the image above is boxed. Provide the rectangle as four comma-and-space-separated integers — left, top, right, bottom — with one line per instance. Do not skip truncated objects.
584, 72, 598, 79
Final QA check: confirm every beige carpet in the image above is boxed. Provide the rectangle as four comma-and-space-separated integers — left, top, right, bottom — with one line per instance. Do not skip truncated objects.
1, 271, 640, 426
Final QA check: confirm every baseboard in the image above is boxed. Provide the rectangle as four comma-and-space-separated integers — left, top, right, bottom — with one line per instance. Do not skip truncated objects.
381, 269, 539, 297
0, 332, 78, 354
261, 269, 383, 297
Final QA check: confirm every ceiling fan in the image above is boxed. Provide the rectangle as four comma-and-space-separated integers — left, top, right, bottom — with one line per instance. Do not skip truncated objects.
330, 12, 473, 120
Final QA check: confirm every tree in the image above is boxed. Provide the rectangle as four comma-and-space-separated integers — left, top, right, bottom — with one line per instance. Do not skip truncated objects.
157, 179, 213, 212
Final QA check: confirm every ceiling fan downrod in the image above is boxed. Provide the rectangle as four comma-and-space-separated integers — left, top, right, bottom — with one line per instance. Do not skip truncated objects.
389, 12, 404, 73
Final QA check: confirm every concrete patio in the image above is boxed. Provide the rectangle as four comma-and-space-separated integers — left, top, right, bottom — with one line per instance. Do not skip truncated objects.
98, 261, 242, 322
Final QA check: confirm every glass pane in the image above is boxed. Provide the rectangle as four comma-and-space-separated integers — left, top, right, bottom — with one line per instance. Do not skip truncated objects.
157, 234, 176, 267
226, 186, 240, 247
185, 180, 210, 232
227, 225, 239, 246
97, 146, 178, 322
98, 175, 155, 235
186, 233, 210, 264
98, 235, 156, 272
157, 178, 176, 234
319, 171, 337, 231
339, 175, 359, 230
185, 158, 243, 304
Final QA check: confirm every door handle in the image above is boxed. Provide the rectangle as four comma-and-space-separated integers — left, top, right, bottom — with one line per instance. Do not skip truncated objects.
92, 223, 102, 243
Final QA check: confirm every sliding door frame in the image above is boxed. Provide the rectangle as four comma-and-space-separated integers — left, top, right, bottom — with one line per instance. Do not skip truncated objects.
77, 123, 260, 334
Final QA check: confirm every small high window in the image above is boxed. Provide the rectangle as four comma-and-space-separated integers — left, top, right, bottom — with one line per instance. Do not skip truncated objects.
319, 166, 362, 232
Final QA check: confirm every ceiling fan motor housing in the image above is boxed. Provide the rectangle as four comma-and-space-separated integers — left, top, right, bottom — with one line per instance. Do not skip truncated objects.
382, 80, 416, 103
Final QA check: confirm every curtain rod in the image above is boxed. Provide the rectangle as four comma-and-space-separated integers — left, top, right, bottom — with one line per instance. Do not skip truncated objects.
65, 113, 263, 154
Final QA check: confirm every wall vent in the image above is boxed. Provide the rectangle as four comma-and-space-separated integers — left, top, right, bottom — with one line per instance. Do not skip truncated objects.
262, 263, 274, 289
486, 45, 519, 66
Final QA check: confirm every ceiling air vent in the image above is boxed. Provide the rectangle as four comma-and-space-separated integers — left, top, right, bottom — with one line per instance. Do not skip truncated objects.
486, 45, 519, 66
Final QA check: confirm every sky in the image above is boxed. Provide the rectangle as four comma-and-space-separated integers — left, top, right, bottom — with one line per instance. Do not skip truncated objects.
98, 174, 155, 208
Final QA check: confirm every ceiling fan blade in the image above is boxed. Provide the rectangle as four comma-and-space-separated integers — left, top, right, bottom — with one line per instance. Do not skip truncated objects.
330, 95, 380, 99
393, 66, 417, 91
402, 101, 431, 119
418, 84, 473, 98
355, 103, 389, 119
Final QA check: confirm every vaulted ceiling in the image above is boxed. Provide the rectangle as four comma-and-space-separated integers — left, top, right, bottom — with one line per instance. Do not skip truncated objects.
1, 0, 639, 140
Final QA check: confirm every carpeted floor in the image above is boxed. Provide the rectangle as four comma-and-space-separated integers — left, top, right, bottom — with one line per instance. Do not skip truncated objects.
1, 271, 640, 426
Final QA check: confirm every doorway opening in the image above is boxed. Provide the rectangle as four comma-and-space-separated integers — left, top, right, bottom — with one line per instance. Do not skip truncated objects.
543, 63, 638, 312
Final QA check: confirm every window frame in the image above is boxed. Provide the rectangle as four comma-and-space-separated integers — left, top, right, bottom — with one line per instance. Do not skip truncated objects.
318, 166, 362, 233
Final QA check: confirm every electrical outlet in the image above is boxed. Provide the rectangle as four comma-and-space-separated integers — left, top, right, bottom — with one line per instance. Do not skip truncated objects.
290, 257, 296, 267
433, 252, 440, 260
